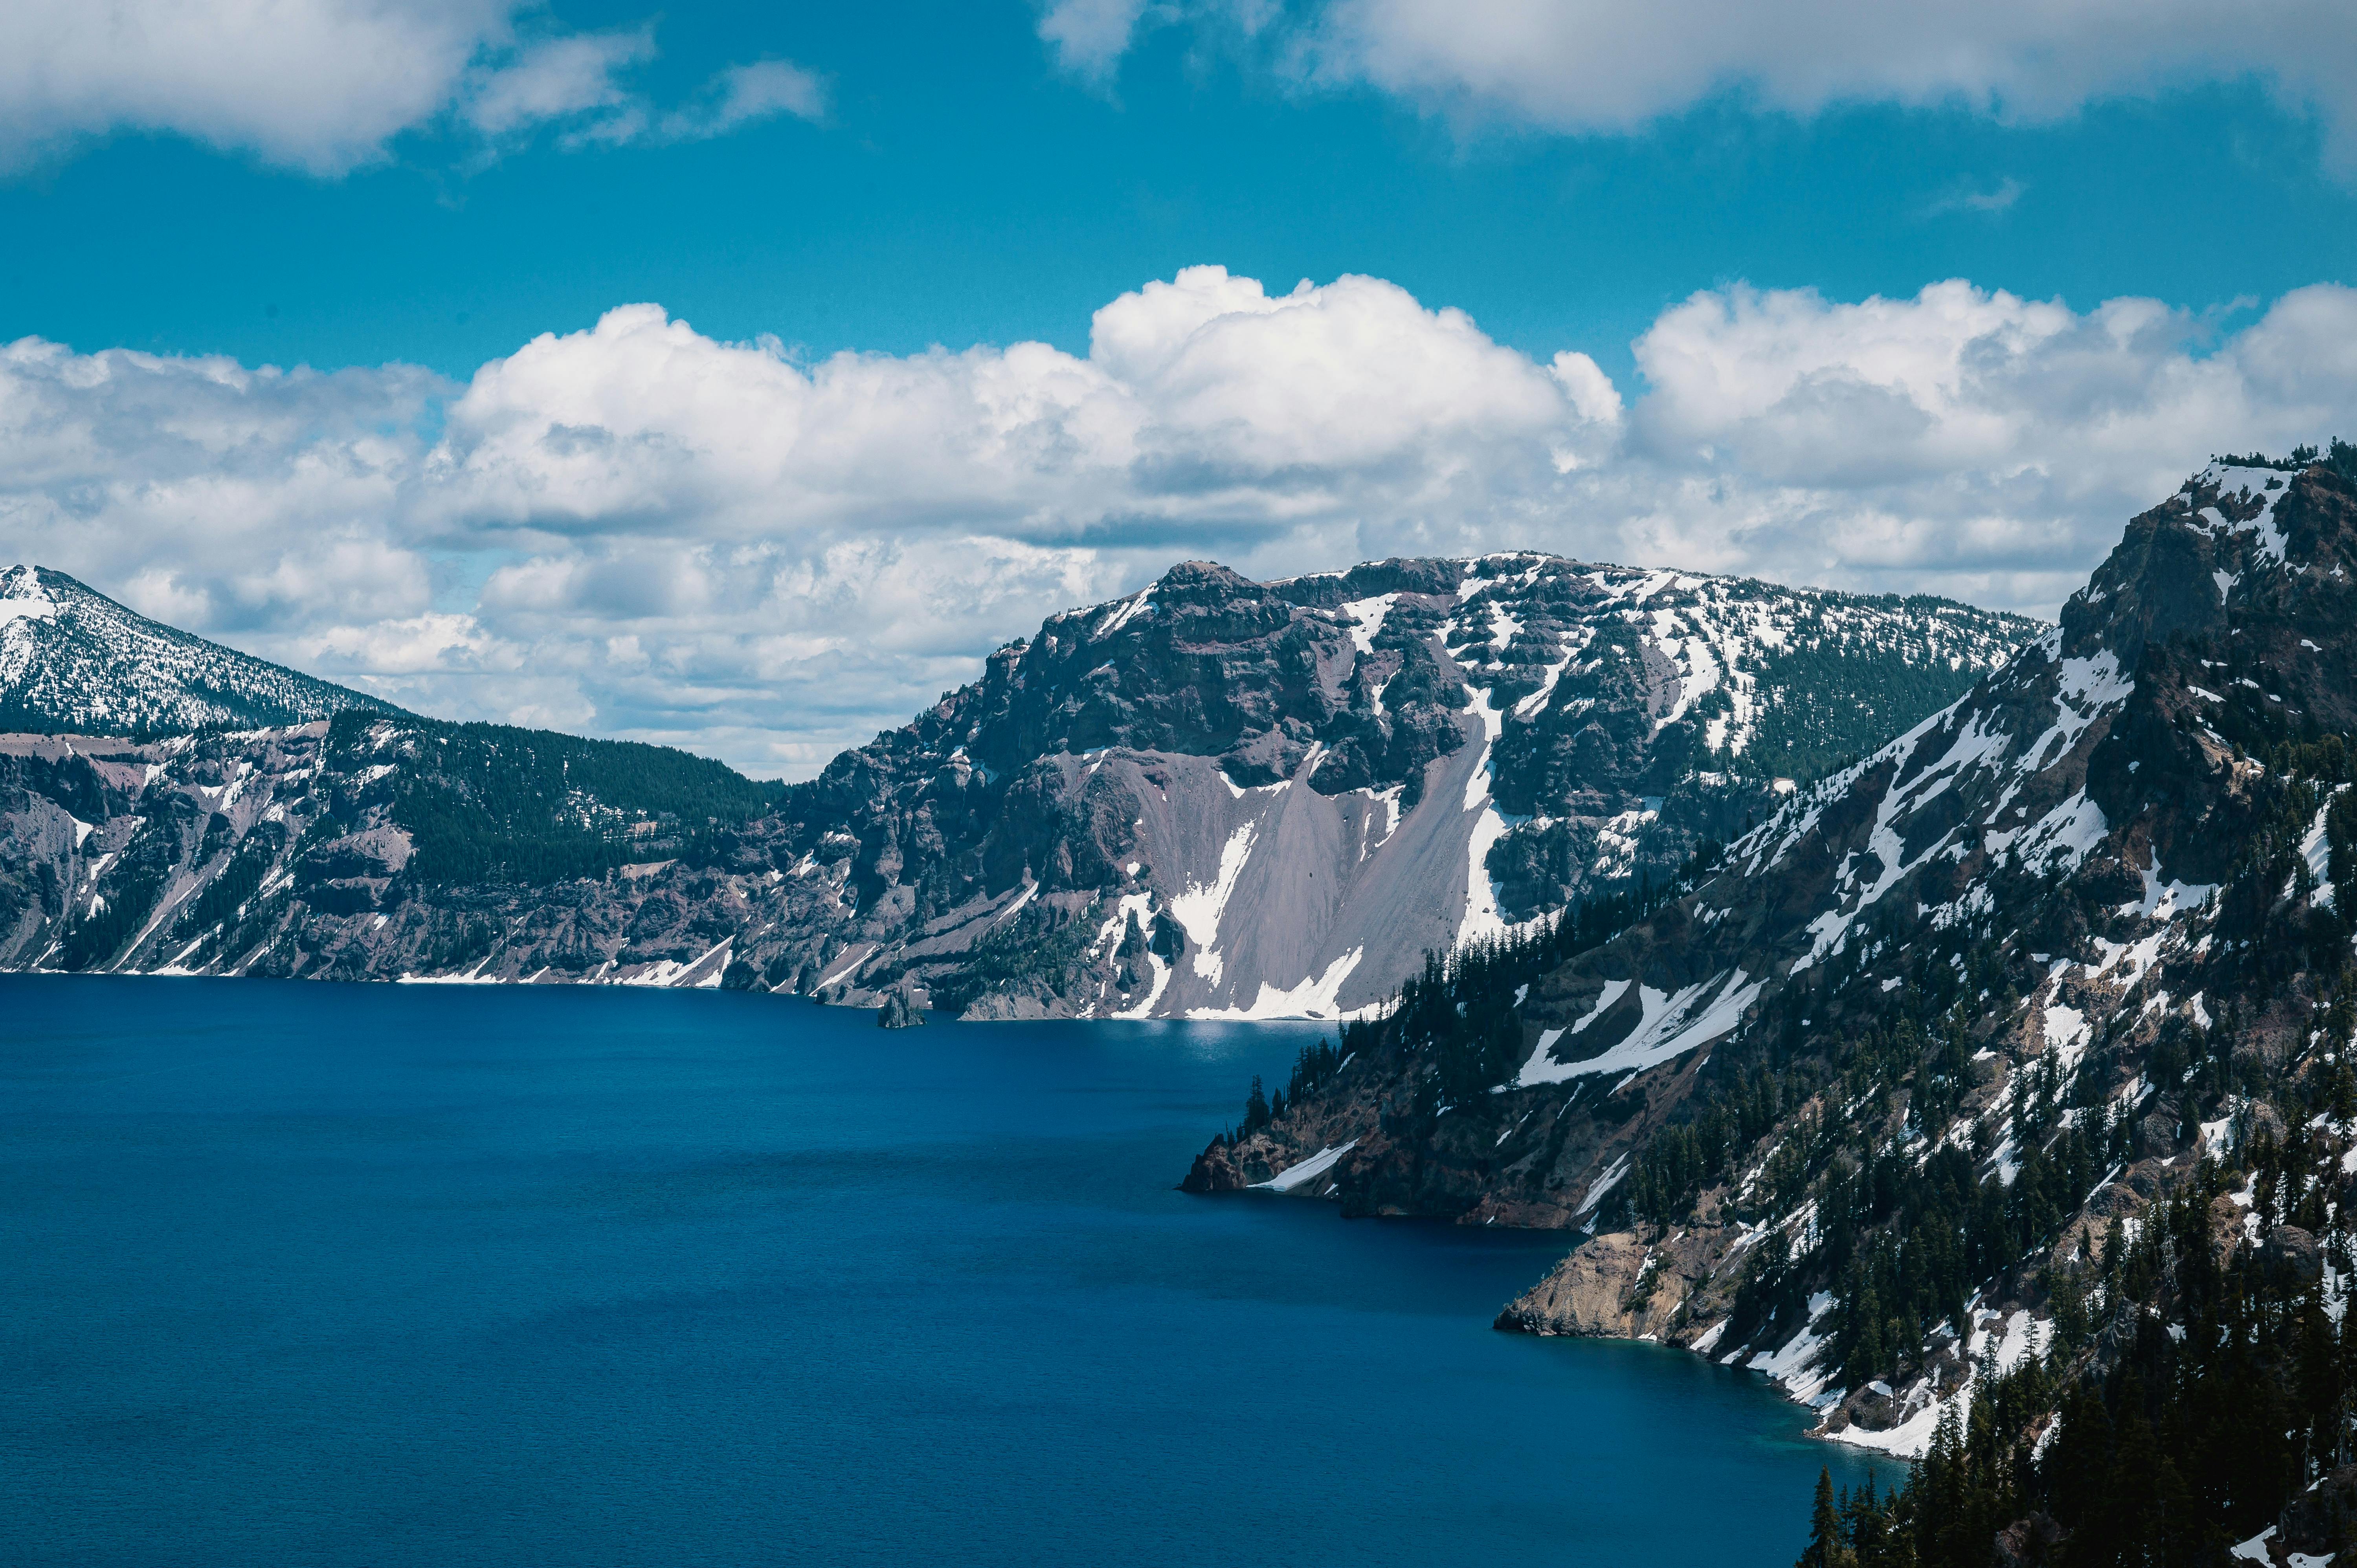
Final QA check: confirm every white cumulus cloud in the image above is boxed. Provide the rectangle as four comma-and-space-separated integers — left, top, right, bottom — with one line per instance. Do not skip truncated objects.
0, 0, 823, 173
3, 267, 2356, 777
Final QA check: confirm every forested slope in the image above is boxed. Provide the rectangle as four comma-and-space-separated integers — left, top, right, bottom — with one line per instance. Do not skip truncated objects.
1186, 446, 2357, 1565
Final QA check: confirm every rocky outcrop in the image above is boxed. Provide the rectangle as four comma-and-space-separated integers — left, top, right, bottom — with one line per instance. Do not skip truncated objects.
877, 988, 925, 1029
1178, 1141, 1259, 1193
1494, 1231, 1668, 1337
1993, 1513, 2065, 1567
2263, 1464, 2357, 1562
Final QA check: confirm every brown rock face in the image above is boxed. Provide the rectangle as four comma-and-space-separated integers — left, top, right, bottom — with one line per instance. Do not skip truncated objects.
1494, 1231, 1657, 1337
1994, 1513, 2064, 1567
1493, 1219, 1741, 1344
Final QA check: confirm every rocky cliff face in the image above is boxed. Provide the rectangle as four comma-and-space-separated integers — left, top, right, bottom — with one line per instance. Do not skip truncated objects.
1187, 454, 2357, 1527
754, 552, 2029, 1019
0, 566, 400, 735
0, 552, 2030, 1019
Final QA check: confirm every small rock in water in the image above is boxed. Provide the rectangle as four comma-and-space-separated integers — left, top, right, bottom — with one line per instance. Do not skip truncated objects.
877, 989, 925, 1029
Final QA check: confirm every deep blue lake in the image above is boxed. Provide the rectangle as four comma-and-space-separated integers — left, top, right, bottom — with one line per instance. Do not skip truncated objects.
1, 975, 1873, 1566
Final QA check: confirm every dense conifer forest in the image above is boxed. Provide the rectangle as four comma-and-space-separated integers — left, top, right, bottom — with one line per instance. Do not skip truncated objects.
325, 712, 788, 886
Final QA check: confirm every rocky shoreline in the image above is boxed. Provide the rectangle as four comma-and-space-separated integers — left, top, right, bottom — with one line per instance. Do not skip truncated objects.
1192, 1129, 2078, 1455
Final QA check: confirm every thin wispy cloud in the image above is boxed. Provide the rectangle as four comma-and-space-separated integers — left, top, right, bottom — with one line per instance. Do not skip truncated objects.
464, 31, 657, 143
1923, 176, 2026, 218
658, 61, 830, 142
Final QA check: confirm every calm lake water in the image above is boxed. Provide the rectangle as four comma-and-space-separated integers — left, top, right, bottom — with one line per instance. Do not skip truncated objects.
0, 976, 1873, 1566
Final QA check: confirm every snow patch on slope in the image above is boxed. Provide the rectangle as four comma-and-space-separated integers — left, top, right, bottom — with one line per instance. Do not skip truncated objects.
1832, 1310, 2053, 1459
1340, 594, 1398, 656
1189, 947, 1366, 1021
0, 569, 60, 625
2304, 788, 2346, 907
1514, 977, 1632, 1086
1255, 1140, 1359, 1193
1170, 821, 1259, 983
1538, 971, 1761, 1081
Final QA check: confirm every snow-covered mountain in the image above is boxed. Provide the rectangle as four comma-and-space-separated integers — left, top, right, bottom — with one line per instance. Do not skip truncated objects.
1189, 448, 2357, 1558
0, 565, 399, 734
0, 552, 2029, 1018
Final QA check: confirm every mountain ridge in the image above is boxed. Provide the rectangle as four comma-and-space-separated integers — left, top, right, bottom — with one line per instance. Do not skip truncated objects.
0, 551, 2032, 1019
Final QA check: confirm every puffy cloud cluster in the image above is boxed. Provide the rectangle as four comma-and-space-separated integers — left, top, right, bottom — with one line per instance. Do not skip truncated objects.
1048, 0, 2357, 170
1614, 281, 2357, 607
430, 268, 1594, 544
4, 266, 2356, 776
0, 0, 823, 172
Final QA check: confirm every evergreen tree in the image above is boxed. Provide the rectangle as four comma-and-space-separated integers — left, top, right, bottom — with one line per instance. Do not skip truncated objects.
1797, 1468, 1853, 1568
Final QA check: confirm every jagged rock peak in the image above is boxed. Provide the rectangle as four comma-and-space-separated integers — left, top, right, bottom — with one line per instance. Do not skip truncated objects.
1151, 559, 1260, 600
2060, 457, 2357, 669
1272, 556, 1469, 607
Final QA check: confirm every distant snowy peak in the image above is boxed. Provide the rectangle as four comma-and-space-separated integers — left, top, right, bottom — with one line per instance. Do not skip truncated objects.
0, 565, 402, 737
1433, 556, 2032, 766
768, 546, 2042, 1018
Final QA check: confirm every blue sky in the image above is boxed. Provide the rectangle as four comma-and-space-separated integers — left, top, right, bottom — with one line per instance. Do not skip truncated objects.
6, 3, 2352, 381
3, 0, 2356, 774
